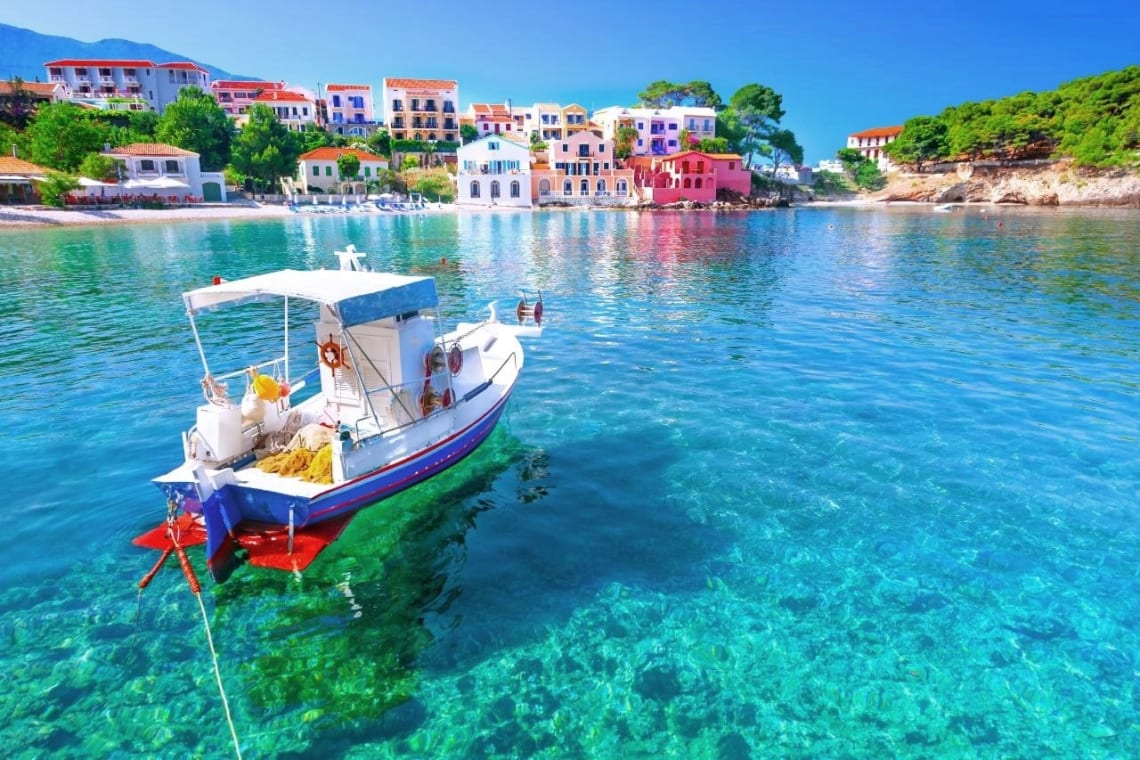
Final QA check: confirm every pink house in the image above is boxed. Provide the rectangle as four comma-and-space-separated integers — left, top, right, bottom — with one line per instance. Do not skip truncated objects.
627, 151, 751, 204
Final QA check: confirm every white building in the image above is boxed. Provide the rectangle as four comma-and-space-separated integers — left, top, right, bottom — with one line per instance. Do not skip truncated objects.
103, 143, 227, 202
325, 83, 377, 137
592, 105, 718, 156
44, 59, 210, 113
252, 89, 318, 131
847, 126, 903, 171
455, 134, 532, 208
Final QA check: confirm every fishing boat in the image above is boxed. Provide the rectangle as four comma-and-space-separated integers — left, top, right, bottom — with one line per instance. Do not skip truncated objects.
134, 245, 544, 583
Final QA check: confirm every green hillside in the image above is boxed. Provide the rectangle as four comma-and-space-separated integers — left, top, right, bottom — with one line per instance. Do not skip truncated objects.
885, 66, 1140, 169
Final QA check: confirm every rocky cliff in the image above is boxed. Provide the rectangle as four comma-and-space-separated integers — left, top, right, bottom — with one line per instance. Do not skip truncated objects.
872, 161, 1140, 207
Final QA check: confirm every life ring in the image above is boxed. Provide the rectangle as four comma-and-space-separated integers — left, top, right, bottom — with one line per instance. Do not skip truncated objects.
441, 388, 453, 408
319, 335, 347, 371
448, 344, 463, 376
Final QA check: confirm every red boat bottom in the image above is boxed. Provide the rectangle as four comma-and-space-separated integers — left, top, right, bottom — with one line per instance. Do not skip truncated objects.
132, 513, 355, 573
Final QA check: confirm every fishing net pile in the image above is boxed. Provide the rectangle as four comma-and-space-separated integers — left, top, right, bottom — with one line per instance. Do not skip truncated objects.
255, 423, 336, 484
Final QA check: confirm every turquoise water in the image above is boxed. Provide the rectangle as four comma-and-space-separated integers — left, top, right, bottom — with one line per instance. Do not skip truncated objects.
1, 207, 1138, 758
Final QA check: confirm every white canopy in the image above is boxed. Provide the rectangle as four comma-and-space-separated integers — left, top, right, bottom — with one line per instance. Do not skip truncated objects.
0, 174, 31, 183
183, 269, 439, 327
78, 177, 118, 188
124, 177, 191, 191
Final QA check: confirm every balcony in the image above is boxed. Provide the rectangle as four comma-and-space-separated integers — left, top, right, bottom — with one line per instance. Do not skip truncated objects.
442, 103, 455, 113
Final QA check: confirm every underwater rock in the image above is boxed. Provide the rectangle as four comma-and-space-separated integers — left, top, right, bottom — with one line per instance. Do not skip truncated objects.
778, 595, 820, 615
634, 663, 682, 702
905, 592, 951, 614
718, 732, 752, 760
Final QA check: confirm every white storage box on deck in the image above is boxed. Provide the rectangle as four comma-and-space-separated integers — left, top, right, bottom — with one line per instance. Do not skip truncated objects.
195, 404, 244, 461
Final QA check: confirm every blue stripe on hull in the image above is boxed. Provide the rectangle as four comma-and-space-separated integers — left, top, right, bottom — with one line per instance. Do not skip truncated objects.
162, 391, 512, 534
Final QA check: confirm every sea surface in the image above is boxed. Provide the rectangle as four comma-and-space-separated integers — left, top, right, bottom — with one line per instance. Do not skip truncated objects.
1, 206, 1138, 759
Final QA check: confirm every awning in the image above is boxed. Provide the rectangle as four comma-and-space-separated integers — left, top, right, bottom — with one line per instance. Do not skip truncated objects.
78, 177, 118, 188
0, 175, 31, 182
183, 269, 439, 327
124, 177, 191, 191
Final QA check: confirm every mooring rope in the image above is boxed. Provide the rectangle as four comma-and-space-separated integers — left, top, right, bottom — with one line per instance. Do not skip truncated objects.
168, 521, 244, 760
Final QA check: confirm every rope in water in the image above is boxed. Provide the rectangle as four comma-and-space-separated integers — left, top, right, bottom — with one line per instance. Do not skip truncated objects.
168, 525, 244, 760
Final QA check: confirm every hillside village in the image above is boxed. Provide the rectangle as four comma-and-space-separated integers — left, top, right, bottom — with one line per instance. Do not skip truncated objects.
0, 58, 865, 209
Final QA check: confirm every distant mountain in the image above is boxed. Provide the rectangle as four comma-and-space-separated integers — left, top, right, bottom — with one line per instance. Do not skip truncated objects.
0, 23, 258, 84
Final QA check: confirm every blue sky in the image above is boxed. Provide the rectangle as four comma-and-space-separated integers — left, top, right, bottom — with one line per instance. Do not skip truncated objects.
5, 1, 1139, 164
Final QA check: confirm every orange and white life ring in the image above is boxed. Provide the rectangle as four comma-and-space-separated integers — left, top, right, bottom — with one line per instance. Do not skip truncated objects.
319, 335, 347, 371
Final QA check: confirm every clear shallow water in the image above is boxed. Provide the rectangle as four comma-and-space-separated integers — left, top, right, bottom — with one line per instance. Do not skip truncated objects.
1, 207, 1138, 758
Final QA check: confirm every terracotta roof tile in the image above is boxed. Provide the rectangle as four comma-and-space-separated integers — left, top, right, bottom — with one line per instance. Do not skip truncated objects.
326, 84, 371, 91
106, 143, 197, 157
0, 156, 50, 175
0, 81, 62, 96
254, 91, 313, 103
383, 78, 458, 90
298, 147, 386, 161
850, 125, 903, 139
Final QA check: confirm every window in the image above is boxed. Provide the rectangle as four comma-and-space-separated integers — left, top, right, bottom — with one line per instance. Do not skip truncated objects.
597, 179, 606, 194
695, 178, 703, 188
704, 119, 711, 131
617, 179, 628, 195
563, 180, 572, 196
470, 181, 481, 198
488, 141, 499, 151
510, 181, 520, 198
140, 159, 156, 171
729, 162, 735, 170
490, 181, 500, 198
325, 166, 332, 176
562, 145, 568, 153
364, 167, 371, 177
312, 166, 319, 176
599, 144, 606, 152
580, 179, 588, 195
668, 123, 677, 131
636, 122, 643, 129
164, 160, 179, 173
332, 95, 342, 107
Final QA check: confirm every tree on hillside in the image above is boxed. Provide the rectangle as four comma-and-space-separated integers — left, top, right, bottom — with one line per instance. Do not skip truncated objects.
883, 116, 949, 171
78, 153, 121, 182
0, 123, 28, 160
337, 152, 361, 183
696, 137, 729, 153
836, 148, 884, 190
728, 84, 785, 169
230, 103, 299, 193
367, 128, 391, 157
106, 110, 159, 146
637, 80, 724, 109
155, 86, 233, 171
297, 122, 334, 154
766, 128, 804, 170
460, 124, 478, 144
615, 126, 639, 160
26, 102, 110, 171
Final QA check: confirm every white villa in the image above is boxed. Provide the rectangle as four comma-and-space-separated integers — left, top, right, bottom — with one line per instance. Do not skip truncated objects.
102, 143, 227, 202
455, 134, 532, 208
592, 105, 718, 157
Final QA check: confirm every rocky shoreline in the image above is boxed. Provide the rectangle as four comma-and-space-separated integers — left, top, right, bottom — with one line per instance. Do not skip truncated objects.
870, 161, 1140, 207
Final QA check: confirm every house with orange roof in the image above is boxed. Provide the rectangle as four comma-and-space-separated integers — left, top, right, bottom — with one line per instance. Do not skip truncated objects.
467, 103, 520, 138
0, 81, 66, 119
532, 131, 634, 207
210, 80, 288, 117
847, 126, 902, 171
0, 156, 51, 204
324, 84, 376, 137
297, 147, 389, 194
253, 90, 317, 131
382, 78, 459, 143
102, 143, 228, 202
626, 150, 750, 204
44, 59, 210, 113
